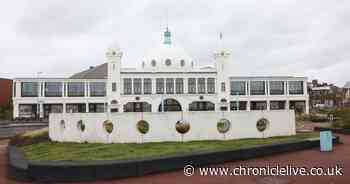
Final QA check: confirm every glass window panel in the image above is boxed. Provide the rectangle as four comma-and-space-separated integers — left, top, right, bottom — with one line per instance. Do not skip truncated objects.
188, 78, 196, 94
198, 78, 206, 94
143, 78, 152, 94
175, 78, 184, 94
166, 78, 174, 94
207, 78, 215, 94
230, 81, 246, 95
67, 82, 85, 97
250, 81, 265, 95
156, 78, 164, 94
123, 78, 132, 94
133, 78, 142, 94
21, 82, 38, 97
45, 82, 62, 97
90, 82, 106, 97
289, 81, 304, 95
269, 81, 284, 95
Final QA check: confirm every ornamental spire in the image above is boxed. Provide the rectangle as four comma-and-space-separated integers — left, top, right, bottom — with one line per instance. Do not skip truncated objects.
163, 27, 171, 45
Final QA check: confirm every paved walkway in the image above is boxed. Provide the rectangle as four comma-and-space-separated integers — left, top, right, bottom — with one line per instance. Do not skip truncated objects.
1, 135, 349, 184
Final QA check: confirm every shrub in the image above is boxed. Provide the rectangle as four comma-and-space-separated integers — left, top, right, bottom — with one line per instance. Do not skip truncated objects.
9, 128, 49, 146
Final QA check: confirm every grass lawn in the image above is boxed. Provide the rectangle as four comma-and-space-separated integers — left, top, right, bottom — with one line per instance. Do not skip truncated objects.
20, 132, 319, 161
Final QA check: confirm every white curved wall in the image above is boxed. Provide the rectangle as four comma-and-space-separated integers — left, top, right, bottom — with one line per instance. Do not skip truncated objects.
49, 110, 296, 143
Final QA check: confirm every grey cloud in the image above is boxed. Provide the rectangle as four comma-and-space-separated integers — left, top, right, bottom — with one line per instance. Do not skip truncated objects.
0, 0, 349, 86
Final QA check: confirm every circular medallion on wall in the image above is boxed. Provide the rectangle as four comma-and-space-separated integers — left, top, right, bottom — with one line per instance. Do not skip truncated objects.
137, 120, 149, 134
77, 120, 85, 132
175, 120, 190, 134
103, 120, 114, 134
217, 118, 231, 133
256, 118, 269, 132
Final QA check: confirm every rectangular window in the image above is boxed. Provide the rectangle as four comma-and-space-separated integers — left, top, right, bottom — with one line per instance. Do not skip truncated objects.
198, 78, 206, 94
66, 103, 86, 113
67, 82, 85, 97
88, 103, 105, 113
289, 81, 304, 95
269, 81, 284, 95
143, 78, 152, 94
166, 78, 174, 94
90, 82, 106, 97
230, 101, 247, 110
250, 81, 265, 95
230, 81, 246, 95
123, 78, 132, 94
221, 82, 226, 92
156, 78, 164, 94
250, 101, 267, 110
21, 82, 38, 97
207, 78, 215, 94
45, 82, 63, 97
133, 78, 142, 94
112, 82, 116, 92
175, 78, 184, 94
188, 78, 196, 94
270, 101, 286, 110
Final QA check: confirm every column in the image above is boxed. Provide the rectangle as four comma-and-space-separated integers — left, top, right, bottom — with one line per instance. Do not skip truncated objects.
13, 102, 18, 119
305, 99, 310, 114
62, 82, 65, 97
62, 103, 66, 114
267, 101, 270, 111
184, 78, 188, 94
85, 103, 89, 113
286, 100, 290, 110
151, 78, 156, 94
87, 81, 90, 97
39, 103, 44, 118
247, 101, 251, 111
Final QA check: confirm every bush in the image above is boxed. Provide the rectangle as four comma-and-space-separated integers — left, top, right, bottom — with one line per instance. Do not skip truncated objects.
9, 128, 49, 146
330, 108, 350, 129
309, 114, 328, 122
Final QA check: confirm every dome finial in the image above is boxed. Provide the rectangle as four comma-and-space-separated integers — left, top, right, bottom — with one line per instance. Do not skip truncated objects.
163, 27, 171, 45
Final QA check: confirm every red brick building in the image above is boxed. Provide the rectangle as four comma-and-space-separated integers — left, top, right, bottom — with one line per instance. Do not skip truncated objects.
0, 78, 12, 108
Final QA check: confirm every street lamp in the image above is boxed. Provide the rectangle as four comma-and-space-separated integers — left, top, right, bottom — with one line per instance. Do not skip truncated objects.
37, 72, 42, 120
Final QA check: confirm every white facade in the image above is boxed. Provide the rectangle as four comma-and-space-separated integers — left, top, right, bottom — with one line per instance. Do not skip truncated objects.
12, 28, 309, 120
49, 111, 295, 143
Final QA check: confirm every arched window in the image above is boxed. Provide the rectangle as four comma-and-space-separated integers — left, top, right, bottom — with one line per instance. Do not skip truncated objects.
159, 98, 182, 112
165, 58, 171, 66
180, 59, 185, 67
151, 59, 156, 67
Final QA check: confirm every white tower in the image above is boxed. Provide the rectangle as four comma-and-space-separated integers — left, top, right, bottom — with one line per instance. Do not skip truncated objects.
106, 45, 123, 112
214, 33, 231, 108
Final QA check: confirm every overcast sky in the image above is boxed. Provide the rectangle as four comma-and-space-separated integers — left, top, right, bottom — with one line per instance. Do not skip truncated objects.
0, 0, 349, 86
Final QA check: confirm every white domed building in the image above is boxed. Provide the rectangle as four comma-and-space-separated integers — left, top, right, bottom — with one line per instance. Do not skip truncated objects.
12, 27, 309, 119
12, 27, 311, 142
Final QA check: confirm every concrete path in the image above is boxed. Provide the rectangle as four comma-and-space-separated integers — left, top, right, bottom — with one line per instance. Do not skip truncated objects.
0, 135, 349, 184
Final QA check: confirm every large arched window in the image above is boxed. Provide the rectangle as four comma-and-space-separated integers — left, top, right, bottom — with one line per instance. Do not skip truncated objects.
189, 101, 215, 111
158, 98, 182, 112
123, 102, 152, 112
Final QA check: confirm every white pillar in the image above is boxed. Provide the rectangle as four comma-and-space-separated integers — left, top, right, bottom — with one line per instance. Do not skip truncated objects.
305, 99, 310, 114
247, 101, 251, 111
184, 78, 188, 94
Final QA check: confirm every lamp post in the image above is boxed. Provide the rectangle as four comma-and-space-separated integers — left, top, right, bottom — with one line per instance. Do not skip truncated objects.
36, 72, 42, 120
